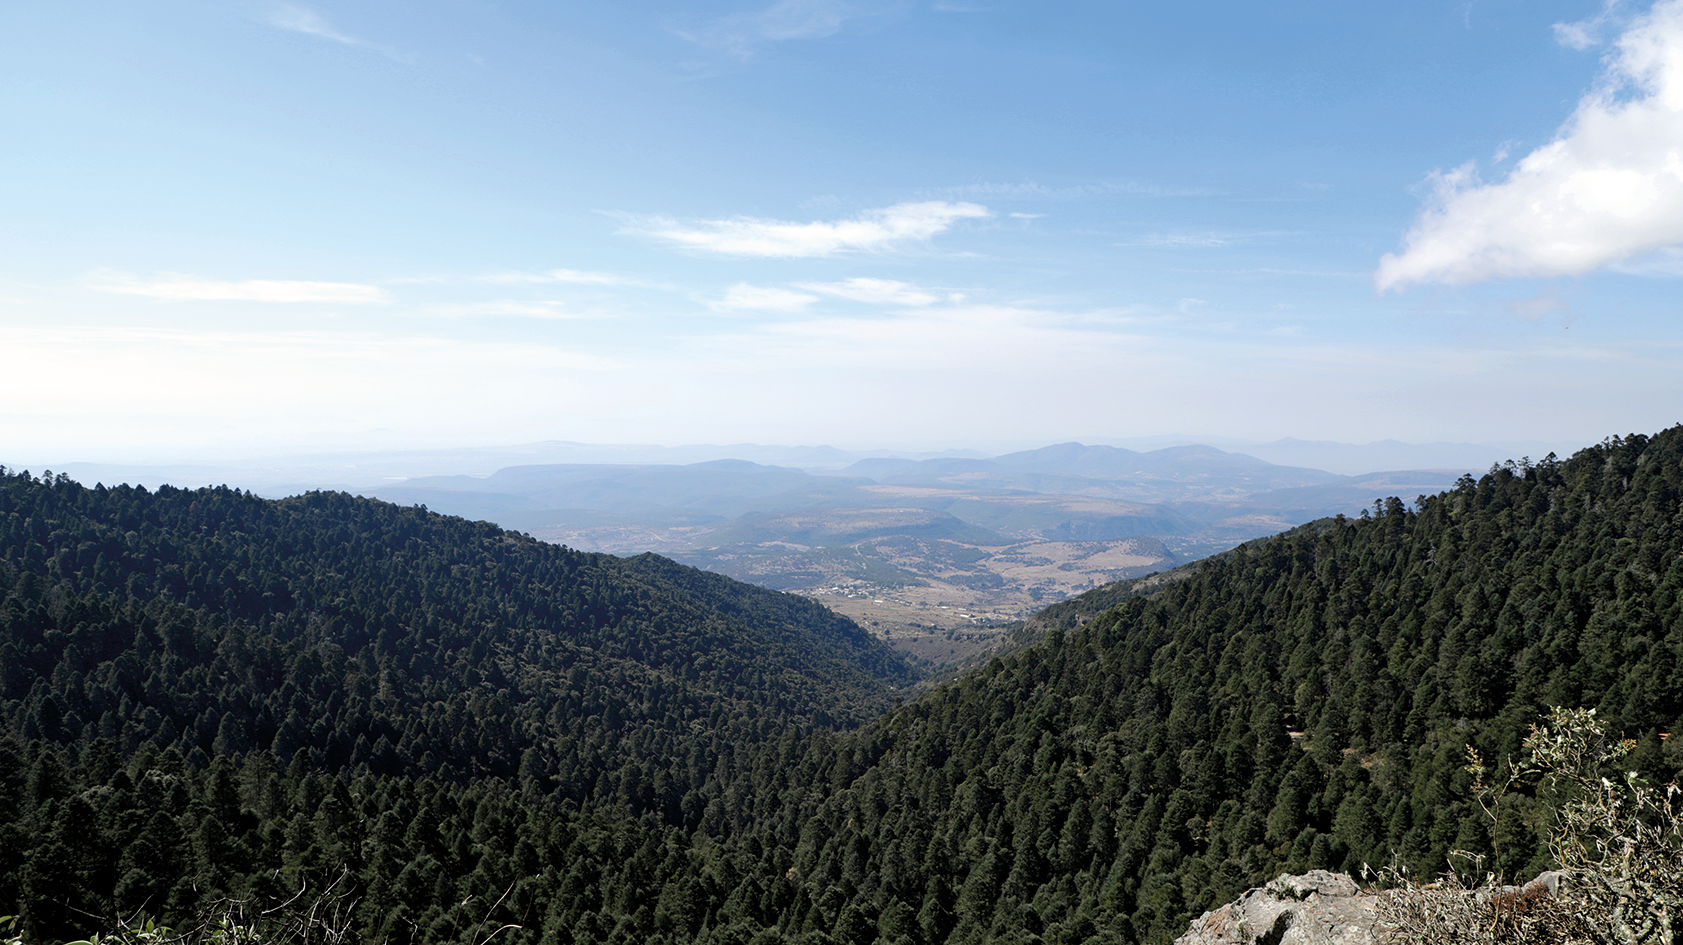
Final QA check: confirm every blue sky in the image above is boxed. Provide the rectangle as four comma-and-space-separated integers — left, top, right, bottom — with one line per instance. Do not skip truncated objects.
5, 0, 1683, 459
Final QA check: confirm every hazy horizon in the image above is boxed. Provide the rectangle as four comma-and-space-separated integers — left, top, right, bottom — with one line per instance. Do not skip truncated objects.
3, 433, 1585, 495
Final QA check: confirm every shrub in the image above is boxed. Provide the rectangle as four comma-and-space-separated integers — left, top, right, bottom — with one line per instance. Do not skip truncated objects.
1378, 707, 1682, 945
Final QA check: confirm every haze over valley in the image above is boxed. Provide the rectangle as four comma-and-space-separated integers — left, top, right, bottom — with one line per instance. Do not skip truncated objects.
362, 441, 1488, 664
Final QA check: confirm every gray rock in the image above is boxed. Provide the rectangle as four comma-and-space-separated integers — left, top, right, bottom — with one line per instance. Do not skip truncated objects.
1174, 870, 1570, 945
1474, 870, 1566, 904
1173, 871, 1380, 945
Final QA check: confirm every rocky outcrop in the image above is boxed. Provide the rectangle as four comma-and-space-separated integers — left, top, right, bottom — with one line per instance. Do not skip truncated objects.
1174, 870, 1570, 945
1173, 871, 1379, 945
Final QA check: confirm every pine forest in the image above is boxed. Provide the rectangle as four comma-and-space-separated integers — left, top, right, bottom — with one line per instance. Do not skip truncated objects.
4, 427, 1683, 944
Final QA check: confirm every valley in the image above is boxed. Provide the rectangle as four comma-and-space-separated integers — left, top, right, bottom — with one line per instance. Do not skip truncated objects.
361, 443, 1468, 666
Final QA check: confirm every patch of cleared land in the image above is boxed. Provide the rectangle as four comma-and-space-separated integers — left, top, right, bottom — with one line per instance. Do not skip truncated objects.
519, 522, 717, 555
678, 533, 1178, 664
514, 499, 1292, 668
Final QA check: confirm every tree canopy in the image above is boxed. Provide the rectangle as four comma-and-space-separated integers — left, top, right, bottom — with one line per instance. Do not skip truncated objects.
4, 429, 1683, 944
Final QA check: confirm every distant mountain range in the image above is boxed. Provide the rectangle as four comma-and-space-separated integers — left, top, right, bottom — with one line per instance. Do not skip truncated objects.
22, 434, 1572, 493
1088, 436, 1572, 475
24, 437, 1547, 666
361, 442, 1472, 547
842, 441, 1348, 502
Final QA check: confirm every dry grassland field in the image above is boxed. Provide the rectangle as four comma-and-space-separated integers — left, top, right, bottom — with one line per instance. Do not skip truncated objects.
677, 532, 1181, 664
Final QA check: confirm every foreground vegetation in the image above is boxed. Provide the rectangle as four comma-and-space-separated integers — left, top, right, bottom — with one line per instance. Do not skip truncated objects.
4, 429, 1683, 943
1379, 706, 1682, 944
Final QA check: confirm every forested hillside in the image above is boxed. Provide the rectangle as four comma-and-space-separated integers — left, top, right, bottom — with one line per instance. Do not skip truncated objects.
0, 473, 914, 942
5, 429, 1683, 945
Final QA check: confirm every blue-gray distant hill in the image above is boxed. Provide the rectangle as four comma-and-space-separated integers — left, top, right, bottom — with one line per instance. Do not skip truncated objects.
847, 442, 1346, 501
390, 459, 862, 519
367, 442, 1456, 550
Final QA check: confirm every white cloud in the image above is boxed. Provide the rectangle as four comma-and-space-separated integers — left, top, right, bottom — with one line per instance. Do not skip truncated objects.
94, 274, 386, 304
709, 283, 819, 313
796, 277, 940, 306
1377, 0, 1683, 291
632, 201, 989, 257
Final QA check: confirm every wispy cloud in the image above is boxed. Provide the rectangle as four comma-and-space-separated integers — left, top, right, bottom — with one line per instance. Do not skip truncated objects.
1555, 0, 1627, 49
1505, 290, 1573, 321
94, 274, 386, 304
479, 269, 638, 286
264, 3, 409, 60
628, 201, 989, 257
1377, 0, 1683, 291
708, 283, 819, 313
696, 301, 1152, 376
266, 4, 361, 45
1131, 233, 1237, 249
386, 269, 656, 290
935, 180, 1216, 200
796, 277, 940, 306
1167, 266, 1367, 279
1610, 244, 1683, 276
673, 0, 858, 58
416, 300, 587, 319
1125, 230, 1296, 249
